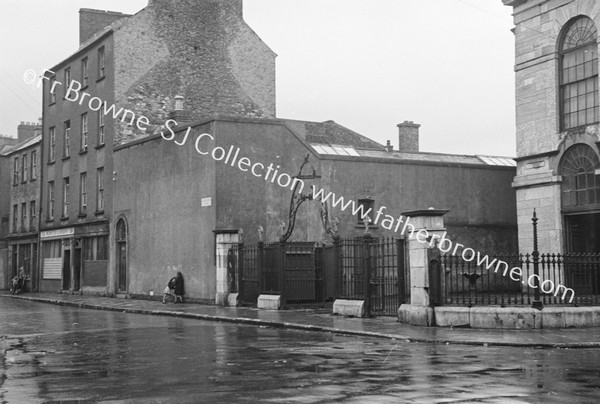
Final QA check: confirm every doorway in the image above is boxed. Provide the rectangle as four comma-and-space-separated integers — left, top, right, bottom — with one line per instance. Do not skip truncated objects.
73, 245, 81, 291
62, 250, 71, 290
116, 219, 127, 293
564, 213, 600, 253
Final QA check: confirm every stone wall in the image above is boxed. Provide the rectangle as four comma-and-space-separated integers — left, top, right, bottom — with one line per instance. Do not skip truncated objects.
112, 0, 276, 145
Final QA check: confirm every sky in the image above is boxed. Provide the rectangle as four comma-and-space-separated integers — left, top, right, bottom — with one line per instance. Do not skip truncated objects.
0, 0, 517, 156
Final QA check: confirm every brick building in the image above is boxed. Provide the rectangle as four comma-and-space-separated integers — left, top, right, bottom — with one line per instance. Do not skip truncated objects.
0, 136, 20, 290
39, 0, 276, 294
0, 123, 40, 289
503, 0, 600, 254
6, 122, 42, 291
113, 117, 517, 303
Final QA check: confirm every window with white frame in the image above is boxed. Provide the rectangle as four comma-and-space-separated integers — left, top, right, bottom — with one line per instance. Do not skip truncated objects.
81, 113, 88, 151
96, 168, 104, 212
62, 177, 70, 218
80, 172, 87, 215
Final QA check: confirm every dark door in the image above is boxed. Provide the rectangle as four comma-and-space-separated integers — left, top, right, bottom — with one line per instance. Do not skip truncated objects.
73, 247, 81, 291
32, 243, 38, 292
11, 248, 18, 278
565, 213, 600, 253
118, 243, 127, 292
62, 250, 71, 290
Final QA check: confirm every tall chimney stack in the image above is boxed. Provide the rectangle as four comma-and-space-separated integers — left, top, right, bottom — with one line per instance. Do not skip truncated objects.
397, 121, 420, 152
79, 9, 129, 45
17, 121, 41, 143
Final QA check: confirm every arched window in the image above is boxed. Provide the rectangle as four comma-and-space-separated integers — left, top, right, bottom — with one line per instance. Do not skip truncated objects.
560, 144, 600, 208
559, 16, 599, 131
116, 219, 127, 242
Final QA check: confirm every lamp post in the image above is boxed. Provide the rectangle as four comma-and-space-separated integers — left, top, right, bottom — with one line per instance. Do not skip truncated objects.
531, 209, 543, 310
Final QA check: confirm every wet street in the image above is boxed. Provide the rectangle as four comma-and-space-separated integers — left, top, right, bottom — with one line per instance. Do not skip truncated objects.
0, 298, 599, 403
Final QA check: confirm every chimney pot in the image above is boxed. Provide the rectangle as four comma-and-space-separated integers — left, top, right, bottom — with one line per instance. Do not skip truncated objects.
385, 140, 393, 152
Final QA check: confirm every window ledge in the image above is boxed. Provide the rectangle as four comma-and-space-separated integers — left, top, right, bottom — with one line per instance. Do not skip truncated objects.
97, 75, 106, 83
46, 218, 54, 223
78, 213, 87, 218
79, 148, 88, 155
62, 156, 70, 161
95, 210, 105, 216
60, 216, 69, 221
95, 143, 105, 150
47, 160, 55, 165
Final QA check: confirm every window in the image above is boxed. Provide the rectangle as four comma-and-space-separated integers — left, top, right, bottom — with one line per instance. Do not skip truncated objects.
31, 150, 37, 180
49, 126, 56, 162
81, 113, 88, 151
30, 201, 36, 230
49, 76, 57, 104
64, 67, 71, 97
98, 46, 105, 79
22, 154, 28, 183
13, 157, 19, 185
80, 172, 87, 215
62, 177, 70, 218
560, 17, 599, 131
12, 205, 17, 232
357, 198, 374, 225
97, 168, 104, 212
64, 120, 70, 157
84, 236, 108, 261
98, 109, 105, 145
48, 181, 55, 220
81, 57, 88, 87
21, 202, 26, 231
560, 144, 600, 209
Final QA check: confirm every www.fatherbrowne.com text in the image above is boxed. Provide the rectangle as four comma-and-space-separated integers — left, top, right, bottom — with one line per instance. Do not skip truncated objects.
24, 69, 575, 303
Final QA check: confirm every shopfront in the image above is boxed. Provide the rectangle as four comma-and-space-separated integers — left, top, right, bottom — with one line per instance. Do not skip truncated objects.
39, 223, 109, 293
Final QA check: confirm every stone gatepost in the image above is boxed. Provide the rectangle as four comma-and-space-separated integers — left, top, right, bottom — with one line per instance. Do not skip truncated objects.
397, 208, 448, 326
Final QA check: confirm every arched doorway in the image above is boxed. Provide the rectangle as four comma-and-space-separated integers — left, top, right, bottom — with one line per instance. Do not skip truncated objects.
560, 144, 600, 252
116, 219, 128, 293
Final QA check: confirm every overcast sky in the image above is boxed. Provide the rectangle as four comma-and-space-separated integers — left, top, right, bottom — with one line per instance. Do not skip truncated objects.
0, 0, 516, 156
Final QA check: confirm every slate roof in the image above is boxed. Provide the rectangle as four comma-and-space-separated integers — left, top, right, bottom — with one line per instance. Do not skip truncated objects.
282, 119, 385, 151
3, 135, 42, 155
289, 119, 516, 168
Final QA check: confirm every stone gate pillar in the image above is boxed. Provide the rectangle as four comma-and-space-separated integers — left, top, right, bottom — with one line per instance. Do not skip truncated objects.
397, 208, 448, 326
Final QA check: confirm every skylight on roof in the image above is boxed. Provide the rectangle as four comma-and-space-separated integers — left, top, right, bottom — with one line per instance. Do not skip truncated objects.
477, 156, 516, 167
310, 143, 360, 157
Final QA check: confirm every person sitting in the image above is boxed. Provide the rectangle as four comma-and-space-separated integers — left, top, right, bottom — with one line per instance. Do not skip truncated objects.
10, 276, 19, 294
17, 267, 27, 293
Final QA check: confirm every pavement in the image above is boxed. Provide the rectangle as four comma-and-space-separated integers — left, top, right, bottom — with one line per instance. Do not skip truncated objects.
3, 292, 600, 348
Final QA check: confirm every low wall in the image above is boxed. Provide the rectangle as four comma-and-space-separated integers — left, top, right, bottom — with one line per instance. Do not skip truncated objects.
433, 306, 600, 329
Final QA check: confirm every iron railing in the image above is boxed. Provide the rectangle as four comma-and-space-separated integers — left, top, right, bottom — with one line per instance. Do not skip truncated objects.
442, 252, 600, 306
235, 241, 326, 307
336, 235, 407, 316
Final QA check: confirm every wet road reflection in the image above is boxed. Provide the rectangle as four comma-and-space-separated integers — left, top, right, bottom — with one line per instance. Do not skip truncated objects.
1, 298, 599, 403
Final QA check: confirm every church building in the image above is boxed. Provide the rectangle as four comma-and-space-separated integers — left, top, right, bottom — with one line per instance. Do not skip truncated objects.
504, 0, 600, 254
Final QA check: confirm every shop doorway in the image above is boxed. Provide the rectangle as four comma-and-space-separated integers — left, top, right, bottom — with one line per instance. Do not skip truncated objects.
73, 246, 81, 291
62, 250, 71, 290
